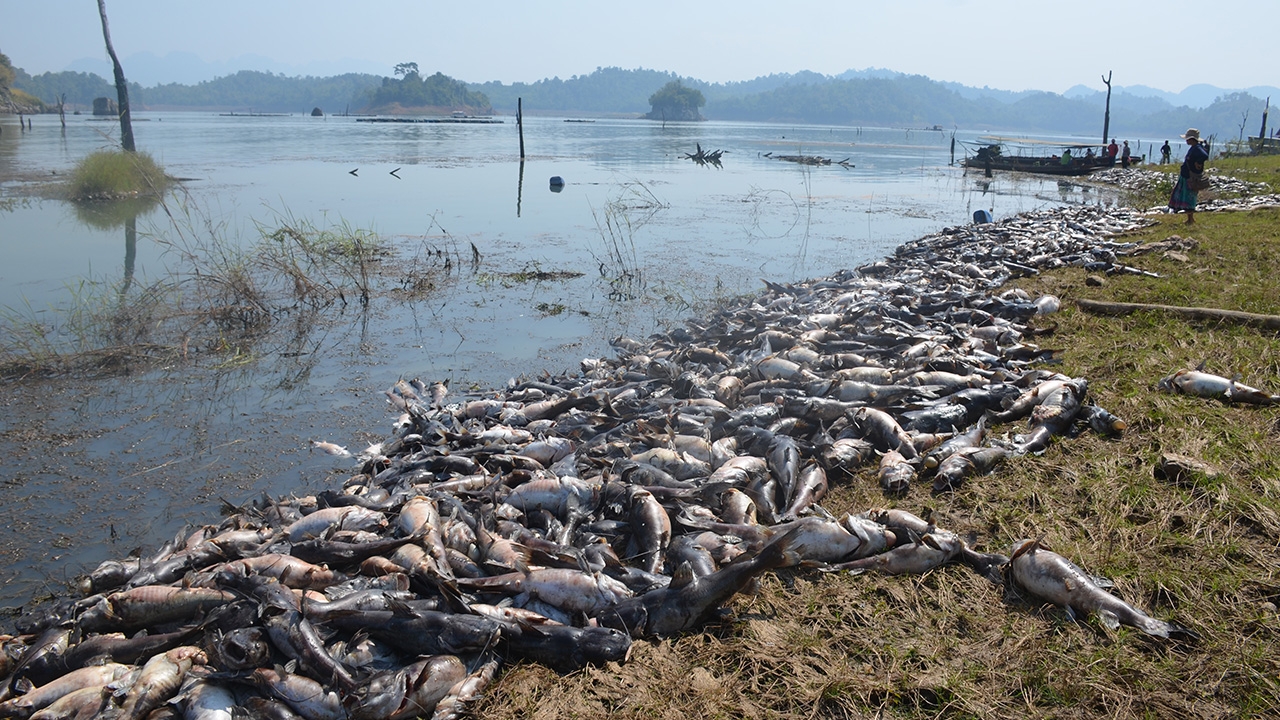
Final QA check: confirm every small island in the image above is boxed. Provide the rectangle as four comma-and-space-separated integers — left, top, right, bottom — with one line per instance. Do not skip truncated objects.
364, 62, 492, 117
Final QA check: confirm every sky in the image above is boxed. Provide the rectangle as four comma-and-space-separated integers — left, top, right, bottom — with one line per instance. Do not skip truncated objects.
1, 0, 1274, 94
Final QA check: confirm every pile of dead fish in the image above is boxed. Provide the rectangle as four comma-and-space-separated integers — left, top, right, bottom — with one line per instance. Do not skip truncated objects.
1193, 192, 1280, 212
3, 205, 1194, 720
1091, 166, 1276, 201
1090, 167, 1173, 191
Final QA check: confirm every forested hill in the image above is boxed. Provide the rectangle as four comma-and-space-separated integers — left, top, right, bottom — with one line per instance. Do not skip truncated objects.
14, 68, 383, 113
10, 62, 1273, 140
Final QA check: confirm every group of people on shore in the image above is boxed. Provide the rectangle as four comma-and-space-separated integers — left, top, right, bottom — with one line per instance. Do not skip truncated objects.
1105, 138, 1135, 168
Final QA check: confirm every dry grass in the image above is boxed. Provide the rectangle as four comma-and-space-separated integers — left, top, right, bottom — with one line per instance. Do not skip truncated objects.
475, 197, 1280, 718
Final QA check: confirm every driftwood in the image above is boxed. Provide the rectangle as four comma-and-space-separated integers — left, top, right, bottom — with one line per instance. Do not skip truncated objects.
685, 143, 724, 167
763, 152, 854, 168
1075, 298, 1280, 331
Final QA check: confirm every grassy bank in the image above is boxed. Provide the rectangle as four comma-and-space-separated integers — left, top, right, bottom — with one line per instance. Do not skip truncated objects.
476, 170, 1280, 718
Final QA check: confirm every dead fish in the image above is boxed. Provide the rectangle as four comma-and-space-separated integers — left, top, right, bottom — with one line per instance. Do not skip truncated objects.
601, 528, 798, 638
1007, 539, 1186, 638
173, 678, 238, 720
345, 655, 467, 720
115, 646, 207, 720
932, 446, 1008, 492
248, 668, 346, 720
1158, 369, 1279, 405
852, 407, 918, 460
310, 441, 352, 458
779, 463, 828, 521
503, 624, 632, 673
877, 450, 915, 495
0, 664, 131, 718
772, 516, 892, 565
26, 685, 112, 720
285, 506, 387, 543
626, 488, 672, 574
1078, 404, 1127, 437
78, 586, 235, 632
827, 531, 963, 575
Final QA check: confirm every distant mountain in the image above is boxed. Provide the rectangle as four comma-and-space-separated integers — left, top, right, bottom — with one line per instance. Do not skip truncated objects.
1064, 82, 1280, 109
13, 60, 1274, 142
63, 52, 388, 87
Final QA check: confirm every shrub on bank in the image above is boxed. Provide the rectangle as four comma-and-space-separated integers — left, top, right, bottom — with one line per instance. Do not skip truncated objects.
68, 150, 169, 201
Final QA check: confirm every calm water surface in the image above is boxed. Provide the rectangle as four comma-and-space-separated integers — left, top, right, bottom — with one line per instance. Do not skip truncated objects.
0, 112, 1117, 615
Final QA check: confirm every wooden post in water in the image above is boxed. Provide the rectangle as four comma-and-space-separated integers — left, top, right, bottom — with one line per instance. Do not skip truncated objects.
517, 159, 525, 217
517, 98, 525, 160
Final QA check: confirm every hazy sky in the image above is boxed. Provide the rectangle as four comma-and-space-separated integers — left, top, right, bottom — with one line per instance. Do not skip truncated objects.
1, 0, 1273, 92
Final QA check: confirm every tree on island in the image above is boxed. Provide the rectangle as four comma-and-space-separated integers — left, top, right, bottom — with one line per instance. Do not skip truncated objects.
366, 63, 491, 115
645, 80, 705, 121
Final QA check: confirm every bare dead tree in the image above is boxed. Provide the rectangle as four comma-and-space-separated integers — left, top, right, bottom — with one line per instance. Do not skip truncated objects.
97, 0, 135, 152
1101, 71, 1112, 147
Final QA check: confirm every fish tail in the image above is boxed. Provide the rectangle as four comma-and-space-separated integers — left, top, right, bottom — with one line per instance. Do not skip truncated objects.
760, 527, 802, 569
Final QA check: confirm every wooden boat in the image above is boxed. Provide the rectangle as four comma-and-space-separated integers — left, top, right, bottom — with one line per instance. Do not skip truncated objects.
962, 143, 1113, 176
1248, 136, 1280, 155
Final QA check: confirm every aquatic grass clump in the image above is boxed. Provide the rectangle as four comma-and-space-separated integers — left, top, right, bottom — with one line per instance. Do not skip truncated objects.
0, 199, 460, 379
68, 150, 169, 201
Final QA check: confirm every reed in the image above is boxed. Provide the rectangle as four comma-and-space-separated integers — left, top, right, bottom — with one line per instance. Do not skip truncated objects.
0, 196, 454, 379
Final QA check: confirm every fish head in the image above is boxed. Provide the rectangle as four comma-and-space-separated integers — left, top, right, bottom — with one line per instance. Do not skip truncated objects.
1155, 371, 1184, 392
579, 626, 633, 665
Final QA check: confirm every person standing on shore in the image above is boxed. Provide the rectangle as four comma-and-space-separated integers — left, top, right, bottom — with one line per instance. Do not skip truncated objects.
1161, 140, 1172, 164
1121, 141, 1132, 168
1169, 128, 1210, 225
1107, 139, 1119, 162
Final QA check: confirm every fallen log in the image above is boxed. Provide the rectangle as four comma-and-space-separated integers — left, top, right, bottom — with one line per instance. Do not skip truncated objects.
763, 152, 854, 168
1075, 298, 1280, 331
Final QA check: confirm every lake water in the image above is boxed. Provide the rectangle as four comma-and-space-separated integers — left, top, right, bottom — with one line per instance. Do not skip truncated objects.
0, 112, 1117, 615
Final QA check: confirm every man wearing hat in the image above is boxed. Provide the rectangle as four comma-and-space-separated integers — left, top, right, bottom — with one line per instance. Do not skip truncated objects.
1168, 129, 1210, 225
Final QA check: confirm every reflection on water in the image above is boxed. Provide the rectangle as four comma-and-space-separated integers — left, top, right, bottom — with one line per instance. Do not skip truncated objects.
0, 113, 1122, 617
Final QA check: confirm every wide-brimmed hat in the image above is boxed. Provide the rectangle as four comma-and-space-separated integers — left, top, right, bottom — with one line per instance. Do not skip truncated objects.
1182, 128, 1201, 140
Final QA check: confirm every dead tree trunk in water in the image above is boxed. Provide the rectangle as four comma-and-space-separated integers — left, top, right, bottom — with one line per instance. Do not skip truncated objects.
1259, 96, 1270, 143
1101, 71, 1112, 148
97, 0, 135, 152
517, 97, 525, 160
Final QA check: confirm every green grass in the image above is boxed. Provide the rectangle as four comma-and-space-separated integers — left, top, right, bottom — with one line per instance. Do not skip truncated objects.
67, 150, 169, 201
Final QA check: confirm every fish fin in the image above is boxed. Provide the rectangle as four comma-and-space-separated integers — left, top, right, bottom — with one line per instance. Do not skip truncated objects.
1195, 359, 1208, 371
670, 561, 697, 589
386, 597, 419, 619
1097, 609, 1121, 631
1089, 574, 1115, 590
920, 533, 944, 551
1009, 535, 1045, 561
1063, 605, 1078, 623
